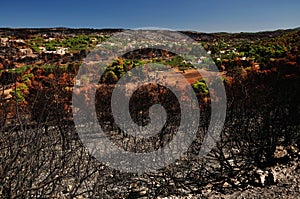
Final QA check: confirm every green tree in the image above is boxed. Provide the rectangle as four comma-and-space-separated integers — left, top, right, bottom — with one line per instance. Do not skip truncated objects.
103, 71, 118, 84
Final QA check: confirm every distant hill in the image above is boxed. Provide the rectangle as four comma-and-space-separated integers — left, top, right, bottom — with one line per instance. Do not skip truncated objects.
0, 28, 123, 38
0, 27, 299, 40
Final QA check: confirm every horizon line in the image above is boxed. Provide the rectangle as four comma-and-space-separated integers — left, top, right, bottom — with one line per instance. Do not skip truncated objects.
0, 26, 299, 34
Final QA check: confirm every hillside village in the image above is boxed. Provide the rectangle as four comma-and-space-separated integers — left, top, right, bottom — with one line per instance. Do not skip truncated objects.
1, 28, 299, 105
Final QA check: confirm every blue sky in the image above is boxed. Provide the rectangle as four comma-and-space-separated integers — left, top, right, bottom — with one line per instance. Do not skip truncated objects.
1, 0, 299, 33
